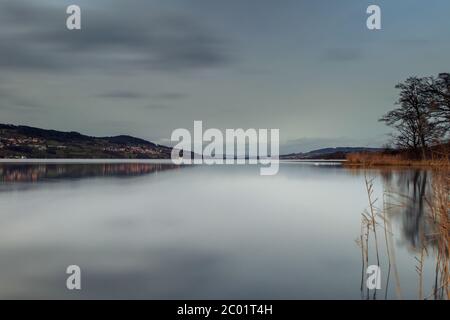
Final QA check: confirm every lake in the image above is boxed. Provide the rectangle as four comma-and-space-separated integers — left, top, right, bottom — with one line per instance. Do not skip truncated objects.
0, 161, 445, 299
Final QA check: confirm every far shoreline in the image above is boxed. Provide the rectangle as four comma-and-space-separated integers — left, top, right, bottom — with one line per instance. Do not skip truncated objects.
0, 158, 345, 164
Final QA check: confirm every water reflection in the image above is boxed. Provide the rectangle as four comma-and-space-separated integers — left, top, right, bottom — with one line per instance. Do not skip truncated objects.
0, 162, 447, 299
348, 167, 449, 300
0, 162, 180, 183
381, 169, 432, 250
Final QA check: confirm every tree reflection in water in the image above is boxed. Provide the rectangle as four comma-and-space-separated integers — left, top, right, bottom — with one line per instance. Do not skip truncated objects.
381, 169, 432, 250
356, 167, 449, 300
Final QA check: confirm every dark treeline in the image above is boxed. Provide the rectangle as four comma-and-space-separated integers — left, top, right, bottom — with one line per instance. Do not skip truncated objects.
380, 73, 450, 159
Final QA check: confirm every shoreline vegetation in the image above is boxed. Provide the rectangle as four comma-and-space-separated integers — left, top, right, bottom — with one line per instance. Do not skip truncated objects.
357, 159, 449, 300
347, 73, 450, 168
345, 146, 450, 168
353, 73, 449, 299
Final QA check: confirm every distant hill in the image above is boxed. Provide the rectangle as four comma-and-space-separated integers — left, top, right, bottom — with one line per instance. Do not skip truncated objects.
281, 147, 382, 160
0, 124, 172, 159
0, 124, 383, 160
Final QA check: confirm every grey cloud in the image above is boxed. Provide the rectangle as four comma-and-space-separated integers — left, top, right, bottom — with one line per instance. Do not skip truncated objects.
153, 93, 188, 100
393, 38, 432, 47
0, 39, 66, 72
0, 0, 58, 26
143, 104, 169, 110
322, 48, 364, 62
97, 91, 187, 104
0, 89, 43, 110
0, 0, 232, 73
98, 91, 145, 99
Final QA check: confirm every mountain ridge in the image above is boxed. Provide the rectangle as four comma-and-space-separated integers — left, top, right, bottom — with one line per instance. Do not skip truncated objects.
280, 147, 382, 160
0, 123, 171, 159
1, 123, 381, 160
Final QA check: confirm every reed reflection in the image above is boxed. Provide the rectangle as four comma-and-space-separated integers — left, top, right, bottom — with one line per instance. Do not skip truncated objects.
352, 167, 449, 300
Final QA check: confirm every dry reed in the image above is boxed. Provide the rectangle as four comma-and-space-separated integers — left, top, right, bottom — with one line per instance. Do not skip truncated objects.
357, 159, 449, 299
346, 152, 450, 168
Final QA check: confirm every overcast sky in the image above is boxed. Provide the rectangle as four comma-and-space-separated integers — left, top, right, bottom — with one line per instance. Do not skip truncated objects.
1, 0, 449, 153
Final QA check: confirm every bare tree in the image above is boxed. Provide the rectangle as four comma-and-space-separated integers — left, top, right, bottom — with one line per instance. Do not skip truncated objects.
427, 73, 450, 133
380, 77, 441, 159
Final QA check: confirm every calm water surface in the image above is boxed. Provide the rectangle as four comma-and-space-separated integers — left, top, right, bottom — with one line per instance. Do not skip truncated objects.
0, 161, 441, 299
